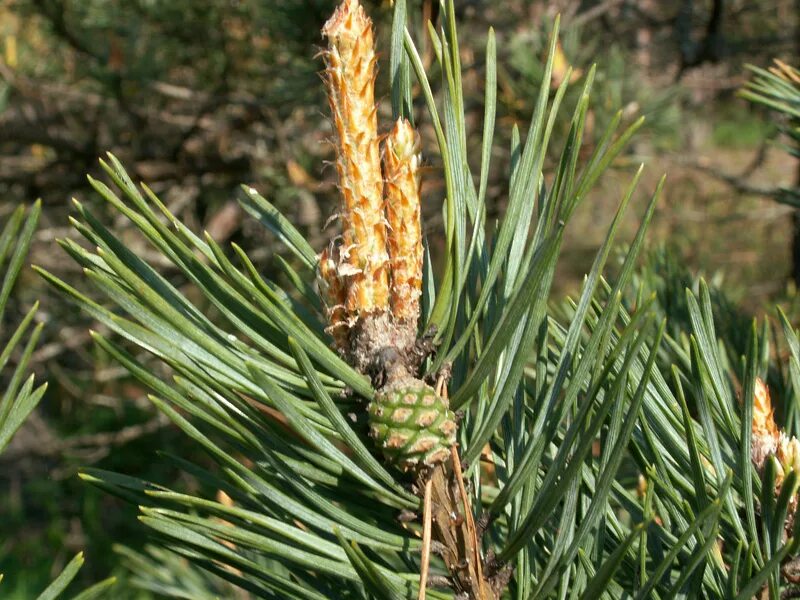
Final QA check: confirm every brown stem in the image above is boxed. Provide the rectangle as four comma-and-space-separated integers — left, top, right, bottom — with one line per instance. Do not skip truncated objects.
423, 455, 499, 599
451, 444, 486, 598
416, 372, 499, 598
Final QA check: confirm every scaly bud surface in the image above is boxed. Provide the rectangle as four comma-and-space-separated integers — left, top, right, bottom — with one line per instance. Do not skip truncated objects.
777, 434, 800, 485
384, 118, 423, 330
322, 0, 389, 316
750, 378, 800, 532
751, 377, 779, 470
316, 245, 350, 352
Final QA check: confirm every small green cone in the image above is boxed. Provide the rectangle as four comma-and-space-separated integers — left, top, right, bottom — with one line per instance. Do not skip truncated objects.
368, 378, 457, 472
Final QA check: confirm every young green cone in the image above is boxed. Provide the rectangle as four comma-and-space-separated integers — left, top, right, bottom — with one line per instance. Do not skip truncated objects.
368, 377, 457, 472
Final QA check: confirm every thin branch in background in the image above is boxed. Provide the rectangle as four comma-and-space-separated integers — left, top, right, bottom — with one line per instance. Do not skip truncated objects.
669, 152, 790, 200
570, 0, 626, 28
1, 413, 170, 465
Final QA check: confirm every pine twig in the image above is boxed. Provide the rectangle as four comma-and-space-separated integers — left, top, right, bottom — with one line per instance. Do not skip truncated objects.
451, 443, 486, 598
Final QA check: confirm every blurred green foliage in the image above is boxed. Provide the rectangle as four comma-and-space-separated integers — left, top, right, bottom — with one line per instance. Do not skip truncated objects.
504, 21, 683, 151
712, 104, 778, 149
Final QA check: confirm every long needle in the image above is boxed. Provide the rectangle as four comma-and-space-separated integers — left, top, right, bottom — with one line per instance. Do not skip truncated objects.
418, 476, 433, 600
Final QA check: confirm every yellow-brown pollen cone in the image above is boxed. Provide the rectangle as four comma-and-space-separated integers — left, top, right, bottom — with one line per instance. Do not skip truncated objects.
383, 118, 423, 329
322, 0, 390, 317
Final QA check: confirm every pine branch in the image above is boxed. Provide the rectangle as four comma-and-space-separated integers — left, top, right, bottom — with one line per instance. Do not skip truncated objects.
33, 0, 800, 598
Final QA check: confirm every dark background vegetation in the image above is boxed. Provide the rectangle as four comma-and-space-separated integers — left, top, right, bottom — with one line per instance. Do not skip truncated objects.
0, 0, 798, 596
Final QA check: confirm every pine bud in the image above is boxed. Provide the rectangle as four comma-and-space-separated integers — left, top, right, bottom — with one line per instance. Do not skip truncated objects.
750, 378, 800, 532
384, 118, 423, 330
776, 434, 800, 487
774, 433, 800, 531
751, 377, 779, 471
322, 0, 390, 317
317, 245, 350, 352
